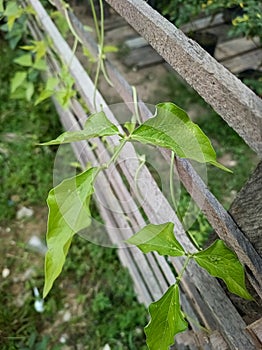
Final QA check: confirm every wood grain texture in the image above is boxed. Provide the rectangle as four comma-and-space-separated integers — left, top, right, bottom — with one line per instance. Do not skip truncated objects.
230, 161, 262, 257
246, 318, 262, 347
105, 0, 262, 156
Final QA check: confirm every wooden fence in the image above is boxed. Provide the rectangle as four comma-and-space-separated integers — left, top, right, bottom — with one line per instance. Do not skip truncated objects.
24, 0, 262, 348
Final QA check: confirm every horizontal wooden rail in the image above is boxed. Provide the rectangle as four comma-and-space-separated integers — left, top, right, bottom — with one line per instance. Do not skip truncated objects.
105, 0, 262, 156
52, 2, 262, 296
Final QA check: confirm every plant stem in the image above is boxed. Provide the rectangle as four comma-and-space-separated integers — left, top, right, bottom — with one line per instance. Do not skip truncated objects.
90, 0, 101, 43
176, 255, 191, 284
169, 153, 201, 250
134, 154, 146, 200
170, 151, 182, 221
132, 85, 141, 125
106, 138, 128, 169
183, 313, 211, 334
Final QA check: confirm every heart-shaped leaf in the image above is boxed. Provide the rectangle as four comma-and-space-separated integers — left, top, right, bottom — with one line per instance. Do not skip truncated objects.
43, 167, 98, 298
40, 111, 119, 145
14, 53, 32, 67
131, 102, 230, 171
193, 240, 253, 300
127, 222, 185, 257
145, 284, 188, 350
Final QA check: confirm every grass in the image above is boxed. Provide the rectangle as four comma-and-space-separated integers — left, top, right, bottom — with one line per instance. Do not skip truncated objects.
0, 41, 62, 221
0, 40, 147, 349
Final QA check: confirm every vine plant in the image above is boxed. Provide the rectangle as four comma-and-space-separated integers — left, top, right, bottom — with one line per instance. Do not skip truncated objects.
1, 1, 253, 349
41, 103, 253, 350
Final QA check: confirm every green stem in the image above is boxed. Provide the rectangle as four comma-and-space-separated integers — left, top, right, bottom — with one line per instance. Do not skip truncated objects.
169, 153, 201, 250
134, 154, 145, 200
99, 0, 104, 48
93, 56, 102, 110
63, 2, 83, 44
132, 85, 142, 125
183, 313, 211, 334
105, 137, 128, 169
176, 255, 191, 284
90, 0, 101, 43
170, 151, 183, 221
91, 0, 113, 108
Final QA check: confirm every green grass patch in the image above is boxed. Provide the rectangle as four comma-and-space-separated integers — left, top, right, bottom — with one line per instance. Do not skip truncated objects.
0, 40, 62, 221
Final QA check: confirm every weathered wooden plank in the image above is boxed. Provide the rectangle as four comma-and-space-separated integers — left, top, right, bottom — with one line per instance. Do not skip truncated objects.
216, 37, 261, 61
222, 48, 262, 74
105, 0, 262, 156
180, 13, 224, 33
104, 15, 127, 31
123, 45, 163, 69
230, 161, 262, 257
246, 317, 262, 347
209, 331, 229, 350
125, 36, 148, 49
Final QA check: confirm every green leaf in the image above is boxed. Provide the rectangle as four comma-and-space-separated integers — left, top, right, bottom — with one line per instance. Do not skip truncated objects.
4, 1, 23, 30
33, 59, 47, 71
82, 46, 96, 62
0, 0, 4, 12
145, 284, 188, 350
35, 89, 53, 106
25, 82, 34, 101
19, 44, 35, 51
20, 40, 47, 61
103, 45, 119, 53
14, 54, 32, 67
40, 111, 119, 145
34, 77, 59, 106
193, 240, 253, 300
131, 102, 230, 171
46, 76, 59, 90
127, 222, 185, 257
43, 167, 98, 298
10, 71, 27, 93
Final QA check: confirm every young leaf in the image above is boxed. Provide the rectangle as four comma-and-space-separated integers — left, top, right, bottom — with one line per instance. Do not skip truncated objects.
35, 90, 54, 106
25, 82, 34, 101
103, 45, 119, 53
14, 54, 32, 67
127, 222, 185, 257
33, 59, 47, 71
10, 71, 27, 93
19, 44, 35, 51
4, 1, 22, 30
40, 111, 119, 145
193, 240, 253, 300
46, 76, 59, 90
131, 102, 230, 171
55, 88, 76, 109
43, 167, 98, 298
145, 284, 188, 350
